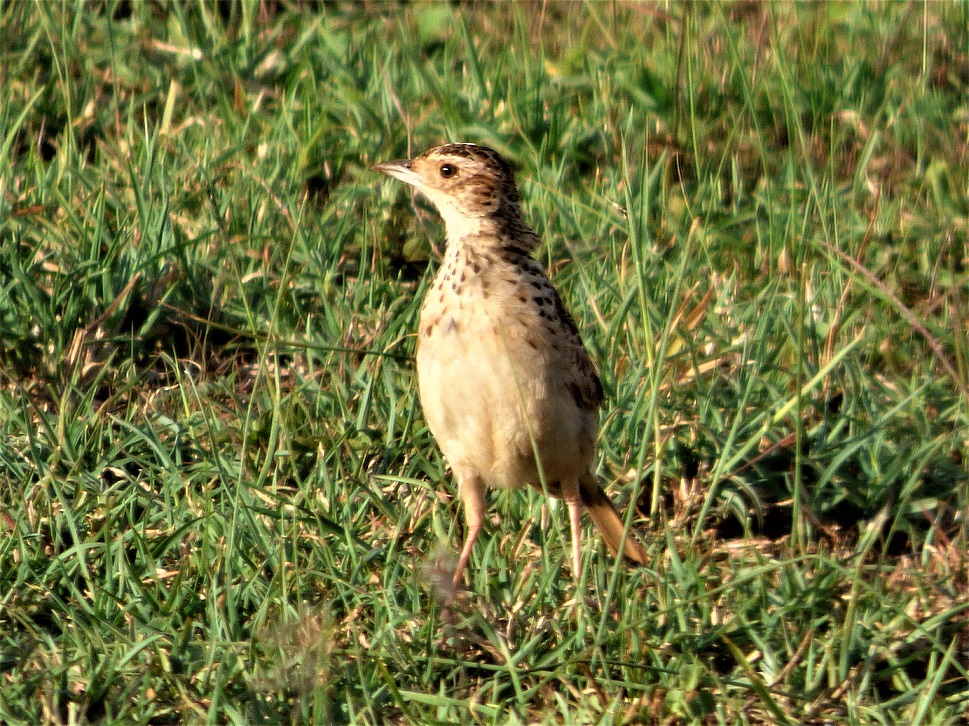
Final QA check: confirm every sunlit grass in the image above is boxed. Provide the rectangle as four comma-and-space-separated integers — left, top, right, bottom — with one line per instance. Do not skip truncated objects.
0, 1, 967, 723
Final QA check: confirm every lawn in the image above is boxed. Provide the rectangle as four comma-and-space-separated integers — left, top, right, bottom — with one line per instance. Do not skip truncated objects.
1, 1, 967, 723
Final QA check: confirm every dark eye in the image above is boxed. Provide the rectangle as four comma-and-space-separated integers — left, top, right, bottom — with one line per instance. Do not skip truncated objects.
440, 163, 456, 179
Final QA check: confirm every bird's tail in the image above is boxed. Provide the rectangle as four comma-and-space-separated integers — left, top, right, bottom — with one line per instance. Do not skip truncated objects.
579, 472, 648, 565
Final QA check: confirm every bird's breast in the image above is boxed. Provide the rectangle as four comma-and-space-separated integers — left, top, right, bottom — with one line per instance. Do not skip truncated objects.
415, 258, 595, 490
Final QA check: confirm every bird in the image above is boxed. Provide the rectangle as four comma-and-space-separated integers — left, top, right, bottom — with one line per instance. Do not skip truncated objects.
374, 142, 647, 588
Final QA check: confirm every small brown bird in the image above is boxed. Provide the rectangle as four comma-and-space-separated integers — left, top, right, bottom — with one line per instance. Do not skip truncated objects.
375, 143, 646, 587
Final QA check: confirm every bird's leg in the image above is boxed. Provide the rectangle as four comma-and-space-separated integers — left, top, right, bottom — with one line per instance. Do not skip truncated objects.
452, 473, 485, 586
560, 479, 583, 578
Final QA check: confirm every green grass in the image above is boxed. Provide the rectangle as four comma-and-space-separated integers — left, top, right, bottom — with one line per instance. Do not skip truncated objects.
1, 0, 967, 723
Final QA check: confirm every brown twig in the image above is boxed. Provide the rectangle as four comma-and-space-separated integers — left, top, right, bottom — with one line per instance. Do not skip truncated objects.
816, 239, 969, 398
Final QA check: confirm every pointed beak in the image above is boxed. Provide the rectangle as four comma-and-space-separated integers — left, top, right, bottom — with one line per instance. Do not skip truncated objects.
373, 159, 420, 187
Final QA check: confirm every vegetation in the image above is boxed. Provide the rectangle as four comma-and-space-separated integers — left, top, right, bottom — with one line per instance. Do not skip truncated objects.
0, 1, 967, 723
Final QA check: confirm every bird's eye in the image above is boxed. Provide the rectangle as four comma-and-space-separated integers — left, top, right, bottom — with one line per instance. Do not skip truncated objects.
440, 163, 457, 179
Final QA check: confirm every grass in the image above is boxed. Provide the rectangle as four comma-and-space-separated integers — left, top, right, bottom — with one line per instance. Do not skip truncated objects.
0, 0, 967, 723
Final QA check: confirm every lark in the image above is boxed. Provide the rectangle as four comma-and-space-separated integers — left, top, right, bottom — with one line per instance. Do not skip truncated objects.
375, 143, 647, 587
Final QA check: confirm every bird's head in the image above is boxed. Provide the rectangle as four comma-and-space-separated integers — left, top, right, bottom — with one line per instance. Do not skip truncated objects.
375, 143, 522, 238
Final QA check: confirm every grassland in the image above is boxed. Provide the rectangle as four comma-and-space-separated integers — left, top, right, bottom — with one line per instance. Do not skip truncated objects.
1, 1, 967, 723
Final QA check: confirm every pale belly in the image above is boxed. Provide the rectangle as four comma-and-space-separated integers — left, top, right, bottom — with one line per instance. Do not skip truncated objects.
415, 307, 596, 492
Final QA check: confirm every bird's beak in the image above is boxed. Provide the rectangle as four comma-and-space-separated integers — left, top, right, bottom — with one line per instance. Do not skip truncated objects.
373, 159, 420, 187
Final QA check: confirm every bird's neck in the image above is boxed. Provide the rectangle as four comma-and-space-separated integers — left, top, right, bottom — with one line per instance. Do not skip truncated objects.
443, 209, 541, 258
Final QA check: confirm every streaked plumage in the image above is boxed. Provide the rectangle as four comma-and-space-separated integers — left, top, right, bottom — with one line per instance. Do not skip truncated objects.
375, 143, 646, 590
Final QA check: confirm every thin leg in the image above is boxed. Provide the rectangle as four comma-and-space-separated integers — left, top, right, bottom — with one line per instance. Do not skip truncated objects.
561, 479, 583, 578
452, 473, 485, 586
